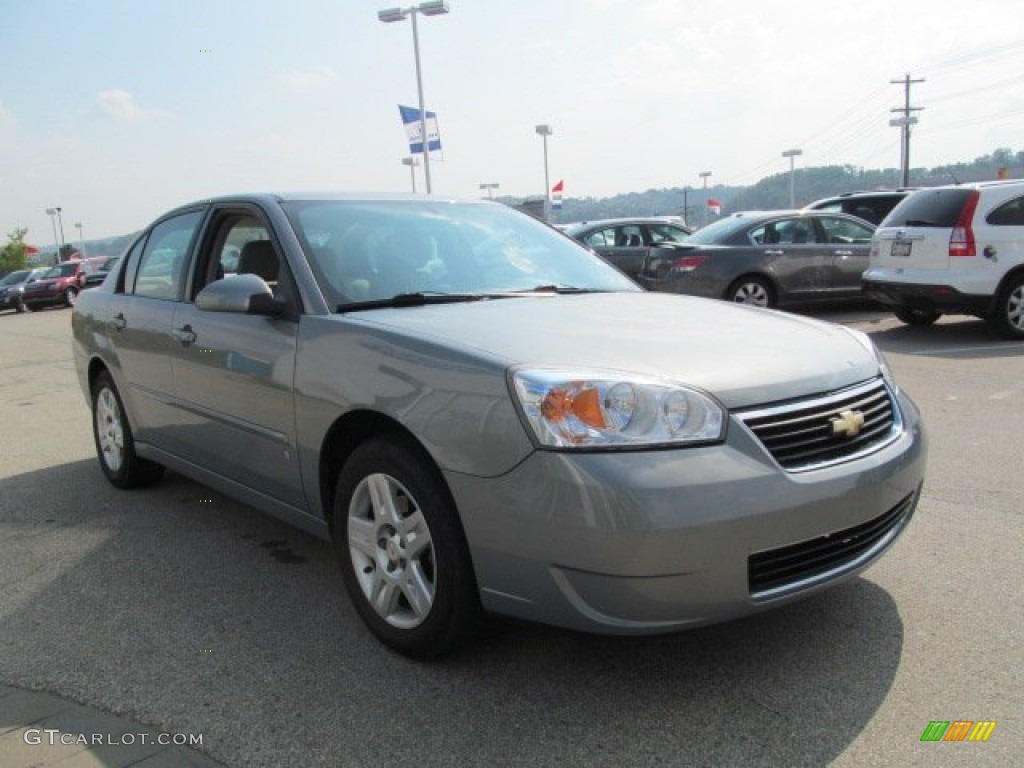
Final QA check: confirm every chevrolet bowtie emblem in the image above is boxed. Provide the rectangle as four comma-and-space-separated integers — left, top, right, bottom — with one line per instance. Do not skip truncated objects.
831, 409, 865, 438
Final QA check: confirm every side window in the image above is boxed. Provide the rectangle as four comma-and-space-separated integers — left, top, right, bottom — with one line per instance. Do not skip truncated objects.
584, 229, 613, 248
121, 236, 147, 294
649, 224, 688, 243
987, 197, 1024, 226
133, 211, 203, 300
621, 225, 643, 247
819, 216, 874, 244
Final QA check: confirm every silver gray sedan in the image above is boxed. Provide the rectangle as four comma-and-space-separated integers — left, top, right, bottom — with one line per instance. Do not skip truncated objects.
640, 210, 876, 307
72, 193, 925, 658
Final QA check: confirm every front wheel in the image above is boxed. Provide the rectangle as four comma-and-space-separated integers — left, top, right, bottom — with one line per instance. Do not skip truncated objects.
726, 276, 774, 307
989, 274, 1024, 340
91, 371, 165, 488
894, 306, 941, 326
64, 287, 78, 307
15, 298, 30, 313
333, 436, 481, 658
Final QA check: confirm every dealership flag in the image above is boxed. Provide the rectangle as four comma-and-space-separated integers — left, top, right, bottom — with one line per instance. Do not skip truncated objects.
551, 180, 564, 210
399, 105, 442, 155
707, 198, 722, 216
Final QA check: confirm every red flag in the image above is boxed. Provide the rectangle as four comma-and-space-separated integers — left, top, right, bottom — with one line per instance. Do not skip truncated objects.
552, 180, 564, 193
707, 199, 722, 216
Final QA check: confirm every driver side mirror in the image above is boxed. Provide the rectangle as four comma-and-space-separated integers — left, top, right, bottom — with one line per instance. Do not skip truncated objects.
195, 273, 287, 317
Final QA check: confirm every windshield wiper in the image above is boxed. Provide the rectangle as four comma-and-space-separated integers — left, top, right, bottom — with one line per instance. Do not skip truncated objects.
338, 292, 500, 313
518, 284, 606, 294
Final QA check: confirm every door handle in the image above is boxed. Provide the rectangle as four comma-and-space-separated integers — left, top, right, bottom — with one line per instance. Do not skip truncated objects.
111, 312, 127, 331
172, 324, 197, 346
834, 250, 853, 257
765, 249, 784, 256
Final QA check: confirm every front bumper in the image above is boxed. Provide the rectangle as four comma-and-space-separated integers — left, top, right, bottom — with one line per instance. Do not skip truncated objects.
447, 390, 925, 634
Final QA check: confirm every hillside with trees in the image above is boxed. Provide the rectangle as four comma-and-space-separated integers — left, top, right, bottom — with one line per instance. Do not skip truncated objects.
542, 147, 1022, 226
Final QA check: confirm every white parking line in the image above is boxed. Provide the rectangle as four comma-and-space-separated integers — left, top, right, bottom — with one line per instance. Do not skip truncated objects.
908, 344, 1022, 356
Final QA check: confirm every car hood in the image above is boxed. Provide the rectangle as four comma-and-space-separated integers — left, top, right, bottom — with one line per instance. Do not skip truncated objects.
349, 292, 879, 409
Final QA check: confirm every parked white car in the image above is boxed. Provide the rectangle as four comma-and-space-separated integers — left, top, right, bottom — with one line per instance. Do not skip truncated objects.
863, 180, 1024, 338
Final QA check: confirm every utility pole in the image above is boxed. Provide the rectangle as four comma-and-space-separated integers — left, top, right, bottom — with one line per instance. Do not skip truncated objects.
890, 74, 924, 187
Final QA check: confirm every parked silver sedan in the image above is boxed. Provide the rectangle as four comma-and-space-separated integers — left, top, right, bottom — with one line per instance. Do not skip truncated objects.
640, 210, 876, 307
72, 193, 925, 657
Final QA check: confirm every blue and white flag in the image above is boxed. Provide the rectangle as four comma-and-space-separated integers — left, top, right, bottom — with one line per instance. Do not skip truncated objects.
399, 105, 442, 155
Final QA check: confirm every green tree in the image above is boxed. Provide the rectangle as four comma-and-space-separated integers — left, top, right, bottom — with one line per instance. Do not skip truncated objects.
0, 228, 30, 274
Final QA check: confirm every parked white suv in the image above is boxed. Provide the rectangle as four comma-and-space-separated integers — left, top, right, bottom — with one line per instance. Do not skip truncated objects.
863, 180, 1024, 338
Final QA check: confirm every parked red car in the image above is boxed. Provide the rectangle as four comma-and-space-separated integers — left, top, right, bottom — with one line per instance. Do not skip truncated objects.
22, 259, 103, 309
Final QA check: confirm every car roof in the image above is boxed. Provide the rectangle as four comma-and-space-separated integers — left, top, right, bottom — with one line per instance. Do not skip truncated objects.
562, 217, 690, 232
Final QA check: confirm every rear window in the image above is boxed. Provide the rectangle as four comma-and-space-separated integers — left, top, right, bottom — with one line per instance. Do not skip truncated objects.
880, 189, 973, 228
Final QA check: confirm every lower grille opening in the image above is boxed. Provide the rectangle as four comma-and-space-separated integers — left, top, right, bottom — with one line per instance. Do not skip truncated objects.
749, 492, 916, 598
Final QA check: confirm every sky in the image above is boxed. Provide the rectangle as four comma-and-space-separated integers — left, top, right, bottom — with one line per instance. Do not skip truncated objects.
1, 0, 1022, 246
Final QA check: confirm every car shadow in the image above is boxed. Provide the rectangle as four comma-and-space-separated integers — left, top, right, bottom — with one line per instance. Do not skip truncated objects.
0, 460, 903, 767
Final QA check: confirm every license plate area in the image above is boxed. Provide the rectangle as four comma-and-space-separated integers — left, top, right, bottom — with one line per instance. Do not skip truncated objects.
890, 240, 912, 258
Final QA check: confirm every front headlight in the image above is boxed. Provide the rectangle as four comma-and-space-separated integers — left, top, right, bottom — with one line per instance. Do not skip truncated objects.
846, 328, 899, 395
510, 368, 726, 449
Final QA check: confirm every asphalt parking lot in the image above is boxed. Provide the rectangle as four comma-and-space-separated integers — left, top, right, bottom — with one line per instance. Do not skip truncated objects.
1, 304, 1020, 767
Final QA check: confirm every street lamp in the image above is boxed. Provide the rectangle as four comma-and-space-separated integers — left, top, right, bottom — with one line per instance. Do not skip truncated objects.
479, 182, 499, 200
401, 156, 419, 193
535, 124, 553, 220
54, 206, 66, 257
45, 208, 60, 263
75, 221, 85, 256
699, 171, 712, 225
782, 148, 802, 207
378, 1, 450, 194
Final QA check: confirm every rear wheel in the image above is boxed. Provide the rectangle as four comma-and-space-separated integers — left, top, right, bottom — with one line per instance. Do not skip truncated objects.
91, 371, 165, 488
333, 436, 481, 658
726, 276, 774, 308
894, 306, 941, 326
64, 287, 78, 307
989, 273, 1024, 339
15, 298, 30, 313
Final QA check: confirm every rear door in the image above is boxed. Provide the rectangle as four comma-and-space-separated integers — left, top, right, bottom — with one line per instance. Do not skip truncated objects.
815, 215, 875, 294
104, 210, 205, 450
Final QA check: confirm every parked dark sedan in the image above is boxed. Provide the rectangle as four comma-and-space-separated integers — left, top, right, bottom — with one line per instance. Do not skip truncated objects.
72, 193, 923, 658
0, 267, 46, 313
562, 217, 692, 277
637, 210, 876, 307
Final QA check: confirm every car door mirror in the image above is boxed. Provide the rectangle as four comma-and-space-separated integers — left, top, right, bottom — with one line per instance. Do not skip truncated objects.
195, 273, 286, 316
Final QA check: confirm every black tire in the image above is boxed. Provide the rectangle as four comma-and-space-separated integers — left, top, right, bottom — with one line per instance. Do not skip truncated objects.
15, 298, 30, 313
91, 371, 165, 488
333, 436, 481, 658
726, 276, 775, 308
64, 287, 78, 307
894, 306, 941, 326
988, 273, 1024, 340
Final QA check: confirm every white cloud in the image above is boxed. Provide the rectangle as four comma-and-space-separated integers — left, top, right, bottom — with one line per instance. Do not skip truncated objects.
277, 66, 339, 93
96, 90, 164, 121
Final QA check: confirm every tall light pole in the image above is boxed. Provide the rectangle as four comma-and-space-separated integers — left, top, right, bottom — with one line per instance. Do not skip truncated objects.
401, 156, 419, 192
782, 149, 802, 207
536, 124, 553, 221
479, 182, 499, 200
378, 1, 450, 194
45, 208, 60, 263
75, 221, 85, 256
699, 171, 712, 226
55, 206, 66, 257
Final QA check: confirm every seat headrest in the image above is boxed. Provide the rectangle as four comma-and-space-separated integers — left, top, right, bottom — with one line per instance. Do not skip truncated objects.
237, 240, 278, 281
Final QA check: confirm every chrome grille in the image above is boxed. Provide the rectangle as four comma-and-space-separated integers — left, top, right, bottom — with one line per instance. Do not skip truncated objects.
749, 491, 917, 598
736, 378, 899, 471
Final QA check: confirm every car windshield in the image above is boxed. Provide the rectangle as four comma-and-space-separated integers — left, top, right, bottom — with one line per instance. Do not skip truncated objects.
1, 270, 30, 285
683, 216, 752, 245
283, 200, 640, 307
